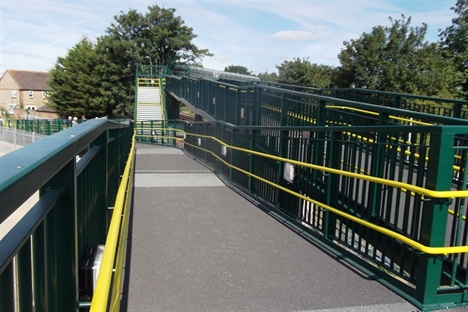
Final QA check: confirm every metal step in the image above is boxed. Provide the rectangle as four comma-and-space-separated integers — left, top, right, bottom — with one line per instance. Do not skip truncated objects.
136, 86, 163, 122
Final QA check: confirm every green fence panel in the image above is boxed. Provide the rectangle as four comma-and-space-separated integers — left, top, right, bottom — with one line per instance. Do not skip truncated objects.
0, 119, 132, 311
163, 73, 468, 310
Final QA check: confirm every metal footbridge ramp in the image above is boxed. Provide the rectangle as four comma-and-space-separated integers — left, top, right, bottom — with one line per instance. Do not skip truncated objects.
124, 143, 418, 312
4, 64, 468, 312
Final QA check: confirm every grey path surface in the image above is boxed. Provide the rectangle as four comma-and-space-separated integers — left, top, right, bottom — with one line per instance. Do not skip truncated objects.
0, 128, 45, 156
123, 144, 421, 312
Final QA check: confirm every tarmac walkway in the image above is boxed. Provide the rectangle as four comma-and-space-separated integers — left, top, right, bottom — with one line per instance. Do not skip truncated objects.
123, 144, 418, 312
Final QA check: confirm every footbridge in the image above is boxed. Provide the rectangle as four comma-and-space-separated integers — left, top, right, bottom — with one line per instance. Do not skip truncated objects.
2, 64, 468, 311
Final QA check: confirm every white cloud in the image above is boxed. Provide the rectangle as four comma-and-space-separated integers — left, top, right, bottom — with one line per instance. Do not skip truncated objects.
0, 0, 458, 76
214, 56, 231, 62
271, 30, 325, 41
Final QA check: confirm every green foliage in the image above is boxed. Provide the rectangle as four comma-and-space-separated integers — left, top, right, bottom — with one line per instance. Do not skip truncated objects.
257, 71, 279, 82
48, 5, 212, 118
48, 38, 107, 118
93, 35, 136, 117
0, 107, 9, 119
439, 0, 468, 98
276, 58, 336, 88
106, 5, 212, 67
224, 65, 252, 75
336, 15, 460, 97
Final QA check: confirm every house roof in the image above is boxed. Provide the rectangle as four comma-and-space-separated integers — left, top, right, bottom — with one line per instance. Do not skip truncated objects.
36, 104, 56, 113
5, 70, 52, 91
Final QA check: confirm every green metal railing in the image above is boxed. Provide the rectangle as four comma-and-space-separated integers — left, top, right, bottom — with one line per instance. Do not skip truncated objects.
1, 119, 70, 135
256, 83, 468, 120
0, 119, 133, 311
136, 64, 167, 77
319, 88, 468, 119
159, 74, 468, 310
134, 119, 186, 147
165, 75, 468, 128
129, 117, 468, 310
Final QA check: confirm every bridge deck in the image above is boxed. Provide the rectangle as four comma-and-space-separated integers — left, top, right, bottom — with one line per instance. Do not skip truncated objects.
123, 144, 416, 312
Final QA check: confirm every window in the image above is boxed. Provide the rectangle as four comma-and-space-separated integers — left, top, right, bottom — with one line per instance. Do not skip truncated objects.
7, 104, 17, 114
11, 90, 17, 98
29, 90, 34, 99
26, 105, 37, 110
42, 91, 48, 98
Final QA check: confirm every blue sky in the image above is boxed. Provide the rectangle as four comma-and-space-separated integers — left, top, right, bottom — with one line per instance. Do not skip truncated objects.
0, 0, 456, 76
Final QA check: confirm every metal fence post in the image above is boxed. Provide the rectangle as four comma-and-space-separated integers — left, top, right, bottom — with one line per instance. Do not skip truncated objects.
248, 128, 255, 193
314, 99, 327, 166
32, 223, 47, 312
415, 127, 454, 306
89, 131, 109, 244
453, 100, 462, 119
17, 238, 33, 312
368, 112, 390, 217
0, 262, 15, 312
324, 130, 341, 239
40, 159, 77, 311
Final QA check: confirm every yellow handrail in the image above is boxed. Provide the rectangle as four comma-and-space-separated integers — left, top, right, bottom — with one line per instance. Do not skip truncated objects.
263, 103, 436, 126
138, 77, 160, 87
90, 132, 136, 312
159, 78, 166, 122
183, 135, 468, 255
135, 128, 468, 255
190, 133, 468, 199
138, 124, 463, 178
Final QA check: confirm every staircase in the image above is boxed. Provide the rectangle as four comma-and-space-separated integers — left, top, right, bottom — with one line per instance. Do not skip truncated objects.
136, 86, 163, 122
135, 79, 166, 144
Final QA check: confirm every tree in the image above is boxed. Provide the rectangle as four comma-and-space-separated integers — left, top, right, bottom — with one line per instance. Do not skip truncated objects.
257, 71, 278, 82
48, 5, 212, 117
439, 0, 468, 98
276, 57, 335, 88
92, 35, 137, 117
106, 6, 211, 67
335, 15, 459, 97
224, 65, 252, 75
48, 38, 107, 118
